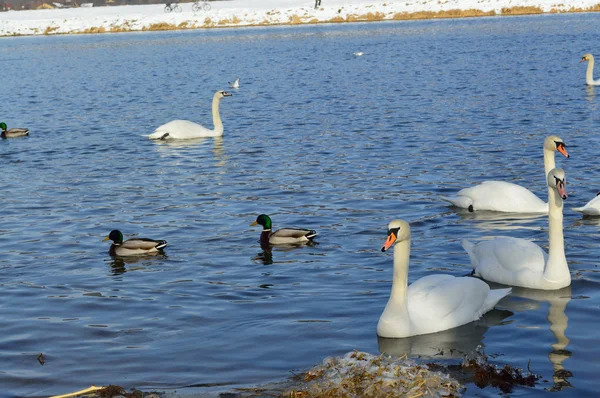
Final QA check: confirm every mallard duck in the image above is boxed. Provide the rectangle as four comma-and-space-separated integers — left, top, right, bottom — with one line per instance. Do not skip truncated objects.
250, 214, 317, 246
103, 230, 168, 256
0, 122, 29, 138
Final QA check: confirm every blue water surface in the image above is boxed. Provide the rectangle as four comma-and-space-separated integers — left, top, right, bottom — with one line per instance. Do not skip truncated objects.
1, 12, 600, 397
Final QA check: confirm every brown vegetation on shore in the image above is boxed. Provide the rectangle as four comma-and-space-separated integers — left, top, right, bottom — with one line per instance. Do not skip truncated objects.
9, 3, 600, 37
501, 5, 544, 15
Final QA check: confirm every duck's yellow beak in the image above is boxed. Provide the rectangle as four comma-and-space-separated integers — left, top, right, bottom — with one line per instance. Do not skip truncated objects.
250, 221, 258, 226
102, 236, 110, 241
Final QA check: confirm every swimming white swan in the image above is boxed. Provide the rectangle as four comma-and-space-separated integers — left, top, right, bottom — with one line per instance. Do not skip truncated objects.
149, 90, 232, 140
462, 168, 570, 290
581, 54, 600, 86
441, 135, 569, 213
572, 192, 600, 215
229, 78, 240, 89
377, 219, 511, 339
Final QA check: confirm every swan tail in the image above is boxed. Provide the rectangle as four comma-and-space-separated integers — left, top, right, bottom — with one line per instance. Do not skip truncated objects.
482, 287, 512, 313
148, 131, 169, 140
461, 239, 478, 268
440, 195, 472, 208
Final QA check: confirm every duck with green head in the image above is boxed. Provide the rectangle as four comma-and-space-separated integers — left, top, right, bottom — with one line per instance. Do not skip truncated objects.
103, 230, 168, 256
0, 122, 29, 138
250, 214, 317, 246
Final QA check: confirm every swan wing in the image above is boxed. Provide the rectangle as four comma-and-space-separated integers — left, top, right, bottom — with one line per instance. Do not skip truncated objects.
449, 181, 547, 213
468, 237, 547, 285
150, 120, 214, 140
573, 194, 600, 215
407, 274, 506, 335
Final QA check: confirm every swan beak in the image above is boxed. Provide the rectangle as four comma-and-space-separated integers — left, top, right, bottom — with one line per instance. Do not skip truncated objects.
381, 231, 397, 252
102, 236, 110, 242
223, 91, 232, 97
250, 221, 259, 226
556, 179, 567, 200
557, 144, 569, 158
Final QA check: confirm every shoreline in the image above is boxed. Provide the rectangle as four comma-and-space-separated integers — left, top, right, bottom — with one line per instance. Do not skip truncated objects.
1, 1, 599, 38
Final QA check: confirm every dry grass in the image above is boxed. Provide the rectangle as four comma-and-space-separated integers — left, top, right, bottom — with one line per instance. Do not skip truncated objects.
43, 25, 59, 35
289, 14, 302, 24
550, 3, 600, 12
501, 6, 544, 15
142, 22, 178, 31
80, 26, 106, 34
393, 8, 495, 20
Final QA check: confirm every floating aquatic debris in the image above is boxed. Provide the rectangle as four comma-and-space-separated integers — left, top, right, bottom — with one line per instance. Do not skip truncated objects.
284, 351, 462, 397
428, 346, 540, 394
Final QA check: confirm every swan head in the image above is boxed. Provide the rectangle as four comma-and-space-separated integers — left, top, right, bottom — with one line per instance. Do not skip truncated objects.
381, 220, 411, 252
216, 90, 233, 99
548, 168, 567, 200
581, 53, 594, 63
544, 135, 569, 158
250, 214, 272, 230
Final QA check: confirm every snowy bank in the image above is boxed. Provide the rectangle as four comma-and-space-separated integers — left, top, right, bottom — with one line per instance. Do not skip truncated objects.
1, 0, 600, 37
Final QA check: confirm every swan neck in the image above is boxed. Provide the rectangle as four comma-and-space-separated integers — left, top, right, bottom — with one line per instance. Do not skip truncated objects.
544, 187, 568, 282
390, 239, 410, 305
586, 57, 596, 86
212, 96, 223, 136
543, 144, 555, 177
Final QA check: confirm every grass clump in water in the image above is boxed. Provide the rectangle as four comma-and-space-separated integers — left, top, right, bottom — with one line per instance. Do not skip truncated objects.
284, 351, 462, 397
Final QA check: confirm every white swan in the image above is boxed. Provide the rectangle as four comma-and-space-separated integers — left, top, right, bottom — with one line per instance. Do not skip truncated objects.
581, 54, 600, 86
149, 90, 232, 140
441, 135, 569, 213
229, 78, 240, 89
462, 168, 570, 290
377, 219, 511, 339
353, 51, 364, 56
572, 191, 600, 215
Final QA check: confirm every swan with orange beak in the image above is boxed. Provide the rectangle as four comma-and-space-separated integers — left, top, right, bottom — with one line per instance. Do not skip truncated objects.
377, 219, 511, 338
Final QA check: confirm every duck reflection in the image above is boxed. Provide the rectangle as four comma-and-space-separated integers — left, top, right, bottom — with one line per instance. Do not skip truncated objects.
451, 208, 545, 232
501, 285, 572, 391
253, 241, 318, 266
108, 254, 167, 275
255, 243, 274, 265
378, 309, 513, 359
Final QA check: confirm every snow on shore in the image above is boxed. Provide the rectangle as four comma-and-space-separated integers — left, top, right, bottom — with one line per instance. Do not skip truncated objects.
0, 0, 599, 37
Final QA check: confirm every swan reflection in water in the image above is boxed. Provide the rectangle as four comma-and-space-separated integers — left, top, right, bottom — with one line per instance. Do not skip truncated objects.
379, 285, 573, 391
585, 85, 595, 101
450, 208, 546, 232
378, 309, 513, 360
503, 286, 573, 391
151, 136, 226, 167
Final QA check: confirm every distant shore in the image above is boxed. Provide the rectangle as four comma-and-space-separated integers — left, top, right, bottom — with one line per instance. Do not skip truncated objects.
1, 0, 600, 37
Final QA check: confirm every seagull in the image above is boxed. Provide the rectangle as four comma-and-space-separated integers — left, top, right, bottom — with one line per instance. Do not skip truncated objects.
229, 78, 240, 89
353, 51, 364, 56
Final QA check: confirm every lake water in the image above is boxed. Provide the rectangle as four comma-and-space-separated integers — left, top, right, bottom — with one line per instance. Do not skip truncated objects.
1, 12, 600, 397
